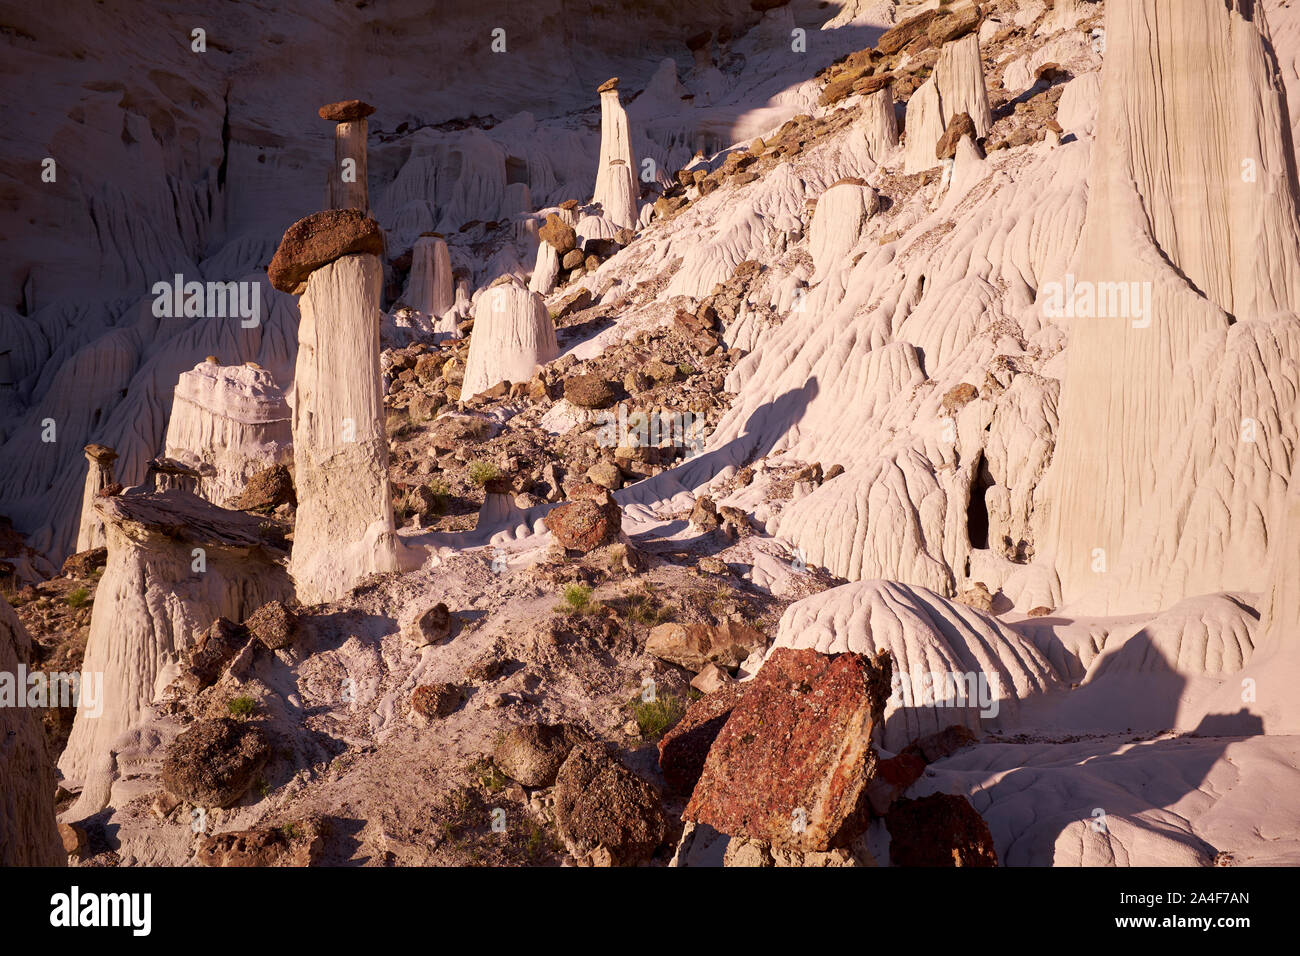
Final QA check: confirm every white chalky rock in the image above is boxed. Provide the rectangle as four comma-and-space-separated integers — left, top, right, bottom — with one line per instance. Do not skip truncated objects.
59, 490, 292, 814
808, 180, 879, 282
462, 276, 557, 398
404, 234, 455, 321
290, 253, 400, 603
74, 443, 118, 552
772, 579, 1063, 751
592, 80, 638, 228
163, 361, 292, 507
858, 87, 899, 162
903, 33, 993, 173
1040, 0, 1300, 613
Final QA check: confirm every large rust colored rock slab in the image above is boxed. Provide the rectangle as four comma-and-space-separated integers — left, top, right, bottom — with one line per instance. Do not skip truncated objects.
685, 647, 891, 851
268, 209, 383, 293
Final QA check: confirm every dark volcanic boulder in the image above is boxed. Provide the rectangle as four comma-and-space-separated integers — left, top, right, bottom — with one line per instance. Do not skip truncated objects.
494, 722, 589, 787
885, 793, 998, 866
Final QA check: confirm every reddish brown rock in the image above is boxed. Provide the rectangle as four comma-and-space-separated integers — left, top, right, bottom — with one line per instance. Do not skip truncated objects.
538, 213, 578, 254
885, 793, 998, 866
196, 818, 327, 866
545, 493, 621, 552
658, 684, 746, 797
865, 751, 928, 815
229, 465, 296, 512
161, 718, 271, 808
318, 99, 375, 122
903, 723, 979, 763
928, 6, 980, 46
877, 10, 937, 55
941, 381, 979, 412
597, 77, 620, 93
412, 682, 463, 719
684, 647, 892, 851
267, 209, 384, 293
61, 547, 107, 578
553, 742, 667, 866
937, 111, 978, 160
244, 601, 300, 651
564, 374, 617, 409
178, 618, 250, 694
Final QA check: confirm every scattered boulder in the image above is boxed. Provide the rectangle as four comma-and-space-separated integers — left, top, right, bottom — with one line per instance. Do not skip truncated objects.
61, 547, 106, 578
244, 601, 300, 652
877, 10, 937, 55
955, 582, 994, 613
161, 718, 272, 808
58, 822, 88, 858
928, 6, 980, 46
685, 647, 892, 851
553, 742, 668, 866
941, 382, 979, 413
645, 619, 766, 672
689, 495, 720, 531
538, 213, 578, 254
196, 818, 327, 867
411, 683, 464, 719
178, 618, 250, 694
409, 602, 452, 646
494, 722, 590, 787
267, 209, 384, 294
690, 662, 734, 695
545, 491, 621, 552
564, 374, 617, 409
230, 465, 296, 512
885, 793, 998, 866
936, 111, 978, 160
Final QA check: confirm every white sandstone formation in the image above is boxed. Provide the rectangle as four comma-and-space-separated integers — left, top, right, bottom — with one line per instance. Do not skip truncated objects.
59, 490, 292, 815
773, 579, 1062, 751
903, 34, 993, 173
291, 253, 401, 603
859, 87, 899, 162
403, 233, 456, 332
1042, 0, 1300, 613
462, 276, 558, 398
0, 600, 65, 865
163, 360, 292, 507
808, 180, 879, 282
74, 443, 118, 552
592, 78, 638, 228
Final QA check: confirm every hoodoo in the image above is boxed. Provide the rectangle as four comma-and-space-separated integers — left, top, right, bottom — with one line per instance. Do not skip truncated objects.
59, 490, 292, 814
592, 78, 639, 228
404, 233, 456, 335
74, 443, 118, 552
1042, 0, 1300, 612
319, 99, 375, 214
462, 275, 558, 399
163, 360, 292, 507
271, 209, 400, 602
903, 34, 992, 173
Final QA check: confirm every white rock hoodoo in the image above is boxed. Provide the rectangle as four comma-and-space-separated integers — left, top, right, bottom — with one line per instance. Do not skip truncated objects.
461, 275, 558, 399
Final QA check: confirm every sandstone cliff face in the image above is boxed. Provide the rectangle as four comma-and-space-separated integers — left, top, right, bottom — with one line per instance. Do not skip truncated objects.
0, 600, 65, 866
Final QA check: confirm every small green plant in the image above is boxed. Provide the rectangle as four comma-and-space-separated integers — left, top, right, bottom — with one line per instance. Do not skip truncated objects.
630, 691, 687, 738
471, 757, 509, 793
66, 587, 90, 609
227, 694, 257, 719
468, 461, 502, 486
678, 363, 696, 377
427, 478, 450, 517
256, 777, 270, 799
562, 583, 593, 613
280, 823, 302, 840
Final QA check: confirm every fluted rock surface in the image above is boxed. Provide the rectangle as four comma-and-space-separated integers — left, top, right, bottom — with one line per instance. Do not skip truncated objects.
462, 277, 558, 398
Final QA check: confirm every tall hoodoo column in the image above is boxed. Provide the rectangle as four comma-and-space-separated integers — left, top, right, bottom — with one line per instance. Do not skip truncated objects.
592, 77, 638, 228
859, 87, 899, 161
319, 99, 375, 215
268, 208, 397, 603
462, 275, 558, 398
1042, 0, 1300, 611
75, 443, 118, 552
